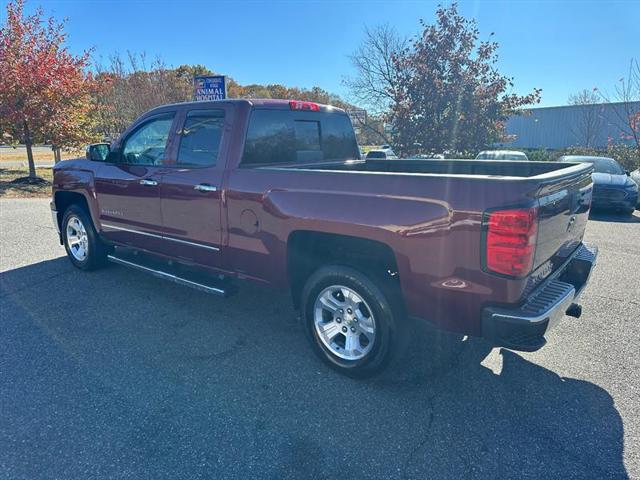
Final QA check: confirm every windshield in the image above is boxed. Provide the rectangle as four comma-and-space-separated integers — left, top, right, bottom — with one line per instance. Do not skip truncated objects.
582, 158, 625, 174
502, 153, 527, 161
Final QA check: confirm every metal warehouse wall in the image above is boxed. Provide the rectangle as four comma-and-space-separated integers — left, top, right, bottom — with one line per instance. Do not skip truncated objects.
505, 101, 640, 149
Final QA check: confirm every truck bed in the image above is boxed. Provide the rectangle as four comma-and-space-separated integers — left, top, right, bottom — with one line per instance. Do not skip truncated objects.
250, 156, 593, 336
280, 158, 586, 179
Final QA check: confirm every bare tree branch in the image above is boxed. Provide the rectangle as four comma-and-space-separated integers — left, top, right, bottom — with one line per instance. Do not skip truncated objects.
598, 58, 640, 155
568, 89, 603, 148
343, 24, 407, 115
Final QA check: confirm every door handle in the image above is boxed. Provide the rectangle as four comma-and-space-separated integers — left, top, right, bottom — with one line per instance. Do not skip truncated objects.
139, 179, 158, 186
194, 184, 218, 192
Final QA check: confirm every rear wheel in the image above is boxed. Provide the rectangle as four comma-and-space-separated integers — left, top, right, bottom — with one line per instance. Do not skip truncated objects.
62, 205, 109, 271
301, 265, 408, 377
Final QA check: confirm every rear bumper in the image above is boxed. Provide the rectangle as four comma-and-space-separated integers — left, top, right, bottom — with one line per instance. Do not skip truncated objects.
482, 243, 598, 352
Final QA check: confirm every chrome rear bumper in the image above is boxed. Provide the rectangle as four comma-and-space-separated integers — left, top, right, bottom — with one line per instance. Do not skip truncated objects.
482, 243, 598, 351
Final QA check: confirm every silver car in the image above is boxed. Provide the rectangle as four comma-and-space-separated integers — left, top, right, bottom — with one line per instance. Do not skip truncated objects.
476, 150, 529, 161
365, 149, 399, 160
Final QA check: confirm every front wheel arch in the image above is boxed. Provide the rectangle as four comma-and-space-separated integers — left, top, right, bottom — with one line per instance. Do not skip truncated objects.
54, 191, 94, 232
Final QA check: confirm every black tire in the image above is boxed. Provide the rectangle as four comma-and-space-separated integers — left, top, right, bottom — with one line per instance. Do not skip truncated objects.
301, 265, 409, 377
61, 204, 109, 271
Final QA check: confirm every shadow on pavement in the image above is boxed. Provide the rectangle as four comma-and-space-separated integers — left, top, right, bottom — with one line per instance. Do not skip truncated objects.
0, 257, 628, 479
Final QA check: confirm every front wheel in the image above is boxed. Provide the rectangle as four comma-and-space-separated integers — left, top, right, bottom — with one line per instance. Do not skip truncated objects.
301, 265, 408, 377
62, 205, 109, 271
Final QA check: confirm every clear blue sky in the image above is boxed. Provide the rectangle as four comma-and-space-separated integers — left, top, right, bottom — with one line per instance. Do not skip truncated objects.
5, 0, 639, 107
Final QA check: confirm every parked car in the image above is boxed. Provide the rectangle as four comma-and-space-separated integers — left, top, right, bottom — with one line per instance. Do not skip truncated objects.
379, 145, 398, 157
365, 149, 398, 160
630, 168, 640, 209
51, 99, 598, 376
476, 150, 529, 161
558, 156, 638, 215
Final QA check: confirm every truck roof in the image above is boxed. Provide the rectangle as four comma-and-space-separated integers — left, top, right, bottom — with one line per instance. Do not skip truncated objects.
145, 98, 347, 116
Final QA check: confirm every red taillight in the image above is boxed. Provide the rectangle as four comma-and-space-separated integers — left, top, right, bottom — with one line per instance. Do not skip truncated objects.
289, 100, 320, 111
485, 207, 538, 277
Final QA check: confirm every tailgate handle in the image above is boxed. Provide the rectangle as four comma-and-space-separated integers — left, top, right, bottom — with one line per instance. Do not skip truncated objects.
194, 183, 217, 192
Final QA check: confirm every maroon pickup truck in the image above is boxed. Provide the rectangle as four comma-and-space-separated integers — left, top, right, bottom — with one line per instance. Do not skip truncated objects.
51, 99, 598, 376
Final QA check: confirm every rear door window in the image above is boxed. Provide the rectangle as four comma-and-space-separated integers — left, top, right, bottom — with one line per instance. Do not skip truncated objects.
177, 109, 225, 167
242, 110, 295, 165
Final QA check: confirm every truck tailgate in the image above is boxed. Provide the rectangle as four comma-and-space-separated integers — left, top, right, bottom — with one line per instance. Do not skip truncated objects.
534, 167, 594, 272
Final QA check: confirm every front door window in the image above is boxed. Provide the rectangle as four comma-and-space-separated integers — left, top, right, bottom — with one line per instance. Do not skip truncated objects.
121, 116, 174, 165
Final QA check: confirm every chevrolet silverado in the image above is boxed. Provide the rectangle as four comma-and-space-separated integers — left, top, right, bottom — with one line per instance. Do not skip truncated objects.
51, 99, 598, 376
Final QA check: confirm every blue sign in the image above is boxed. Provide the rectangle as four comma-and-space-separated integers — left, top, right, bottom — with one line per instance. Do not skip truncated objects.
194, 75, 226, 101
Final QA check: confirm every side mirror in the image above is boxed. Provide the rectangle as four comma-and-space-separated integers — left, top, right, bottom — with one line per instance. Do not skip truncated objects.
86, 143, 110, 162
626, 170, 630, 176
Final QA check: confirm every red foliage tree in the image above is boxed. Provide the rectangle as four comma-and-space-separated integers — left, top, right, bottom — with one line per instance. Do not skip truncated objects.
0, 0, 98, 179
390, 3, 541, 155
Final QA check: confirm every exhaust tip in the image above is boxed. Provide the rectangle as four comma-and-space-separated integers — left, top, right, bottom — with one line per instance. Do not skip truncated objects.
566, 303, 582, 319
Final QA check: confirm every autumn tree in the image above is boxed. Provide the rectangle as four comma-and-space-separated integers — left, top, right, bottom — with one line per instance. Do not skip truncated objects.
93, 53, 195, 138
0, 0, 99, 179
91, 54, 372, 142
393, 4, 541, 154
347, 3, 541, 155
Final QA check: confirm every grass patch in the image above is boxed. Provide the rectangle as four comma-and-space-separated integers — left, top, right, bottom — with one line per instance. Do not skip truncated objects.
0, 147, 82, 163
0, 167, 53, 198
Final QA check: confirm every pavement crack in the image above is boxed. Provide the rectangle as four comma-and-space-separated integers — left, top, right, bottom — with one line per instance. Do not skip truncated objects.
402, 394, 436, 480
400, 338, 492, 479
591, 293, 639, 306
175, 329, 247, 363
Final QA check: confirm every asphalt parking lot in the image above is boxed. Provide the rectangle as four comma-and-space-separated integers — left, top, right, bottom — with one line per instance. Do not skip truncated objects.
1, 198, 639, 480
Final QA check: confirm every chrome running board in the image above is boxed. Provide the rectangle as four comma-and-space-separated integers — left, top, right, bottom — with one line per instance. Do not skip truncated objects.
107, 251, 231, 297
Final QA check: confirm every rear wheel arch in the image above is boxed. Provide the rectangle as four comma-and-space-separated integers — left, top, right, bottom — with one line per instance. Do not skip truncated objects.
300, 264, 410, 376
286, 230, 403, 311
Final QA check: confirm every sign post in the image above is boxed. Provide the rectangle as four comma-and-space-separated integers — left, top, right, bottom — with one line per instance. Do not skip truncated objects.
194, 75, 226, 101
